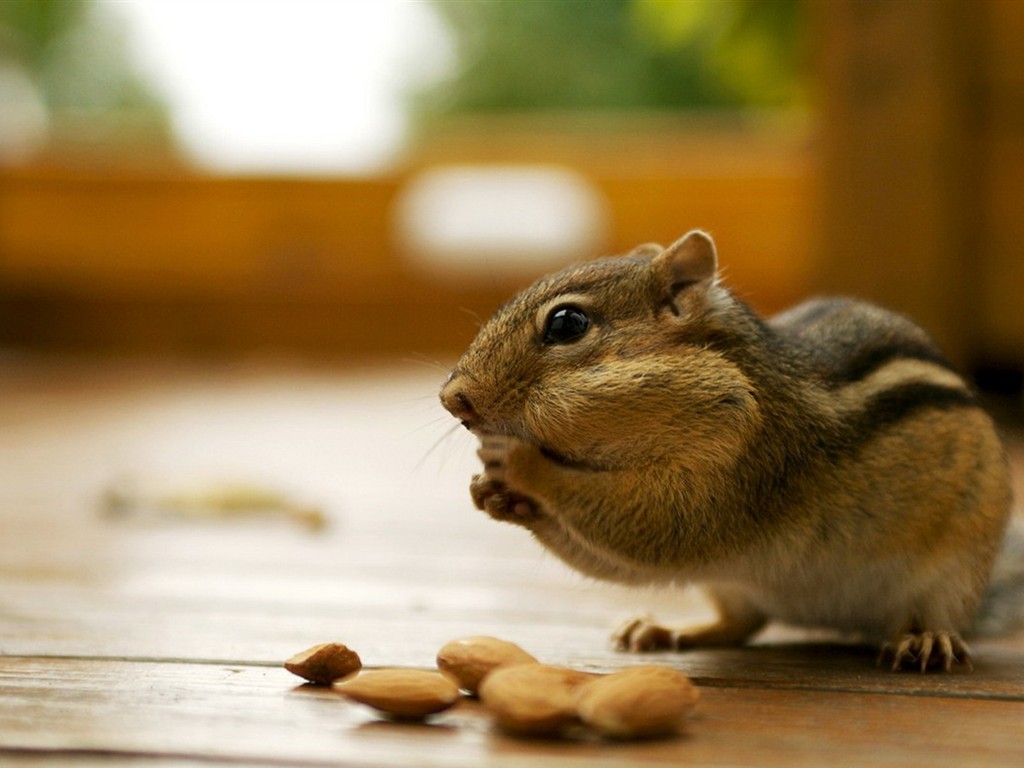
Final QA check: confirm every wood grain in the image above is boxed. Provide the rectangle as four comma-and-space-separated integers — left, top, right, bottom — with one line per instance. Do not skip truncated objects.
3, 658, 1023, 768
1, 362, 1023, 766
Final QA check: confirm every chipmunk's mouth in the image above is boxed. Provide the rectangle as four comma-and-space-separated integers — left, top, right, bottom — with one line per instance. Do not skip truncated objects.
539, 444, 579, 467
462, 421, 505, 438
539, 444, 609, 472
464, 421, 608, 472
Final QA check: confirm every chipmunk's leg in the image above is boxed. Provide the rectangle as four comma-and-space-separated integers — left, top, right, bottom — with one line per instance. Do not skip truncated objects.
879, 627, 973, 673
614, 585, 767, 652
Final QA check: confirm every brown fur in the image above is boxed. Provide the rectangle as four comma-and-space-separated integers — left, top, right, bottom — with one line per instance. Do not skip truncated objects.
441, 231, 1014, 672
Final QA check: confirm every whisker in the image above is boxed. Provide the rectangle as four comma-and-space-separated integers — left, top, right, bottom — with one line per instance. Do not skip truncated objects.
459, 307, 485, 329
407, 413, 456, 436
401, 353, 453, 374
414, 421, 467, 473
391, 391, 445, 406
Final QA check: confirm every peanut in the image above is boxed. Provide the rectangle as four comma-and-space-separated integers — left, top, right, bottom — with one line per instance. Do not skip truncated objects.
283, 637, 700, 743
436, 636, 538, 695
284, 642, 362, 685
576, 665, 699, 739
334, 669, 460, 720
478, 663, 597, 737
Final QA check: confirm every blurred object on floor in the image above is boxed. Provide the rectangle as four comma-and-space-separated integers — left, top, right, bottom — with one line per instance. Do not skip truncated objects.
101, 475, 327, 532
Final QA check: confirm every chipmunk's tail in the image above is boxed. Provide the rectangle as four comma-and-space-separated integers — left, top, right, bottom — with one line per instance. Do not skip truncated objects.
974, 516, 1024, 636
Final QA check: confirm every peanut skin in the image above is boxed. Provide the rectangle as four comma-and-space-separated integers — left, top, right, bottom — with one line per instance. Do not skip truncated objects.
284, 643, 361, 685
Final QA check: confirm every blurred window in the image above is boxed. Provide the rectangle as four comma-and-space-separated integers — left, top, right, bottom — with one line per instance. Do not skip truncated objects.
395, 166, 608, 279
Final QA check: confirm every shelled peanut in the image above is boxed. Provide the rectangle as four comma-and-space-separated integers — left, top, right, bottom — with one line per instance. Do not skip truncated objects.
284, 642, 362, 685
576, 665, 699, 739
436, 635, 538, 695
477, 662, 599, 737
335, 669, 460, 719
282, 635, 699, 740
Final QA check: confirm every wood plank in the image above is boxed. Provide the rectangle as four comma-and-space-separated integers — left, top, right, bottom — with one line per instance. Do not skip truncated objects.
2, 495, 1022, 698
978, 0, 1024, 360
812, 0, 985, 366
1, 365, 1022, 683
2, 658, 1023, 768
2, 363, 1023, 767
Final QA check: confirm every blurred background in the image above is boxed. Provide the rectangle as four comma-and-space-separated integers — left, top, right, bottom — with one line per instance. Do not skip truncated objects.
0, 0, 1021, 403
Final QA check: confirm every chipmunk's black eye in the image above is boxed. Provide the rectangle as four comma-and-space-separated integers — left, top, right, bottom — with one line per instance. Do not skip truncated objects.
543, 306, 590, 345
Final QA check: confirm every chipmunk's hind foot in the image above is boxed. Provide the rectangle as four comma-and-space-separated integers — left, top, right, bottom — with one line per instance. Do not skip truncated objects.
613, 611, 765, 653
613, 616, 678, 652
879, 631, 973, 673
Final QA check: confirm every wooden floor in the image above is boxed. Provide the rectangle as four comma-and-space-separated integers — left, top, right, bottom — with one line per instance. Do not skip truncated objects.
2, 360, 1023, 767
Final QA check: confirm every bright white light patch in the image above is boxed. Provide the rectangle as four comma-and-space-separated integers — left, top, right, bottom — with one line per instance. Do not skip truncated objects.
107, 0, 451, 175
395, 165, 609, 278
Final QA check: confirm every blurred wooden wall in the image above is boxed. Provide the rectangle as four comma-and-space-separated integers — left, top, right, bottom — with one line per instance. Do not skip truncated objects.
0, 129, 811, 362
0, 0, 1021, 391
813, 0, 1024, 388
0, 171, 497, 360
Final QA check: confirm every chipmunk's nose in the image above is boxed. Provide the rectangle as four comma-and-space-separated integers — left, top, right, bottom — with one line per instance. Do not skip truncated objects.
439, 380, 478, 427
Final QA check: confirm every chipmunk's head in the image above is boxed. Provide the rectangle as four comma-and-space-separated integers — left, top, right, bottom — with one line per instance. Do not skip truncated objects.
439, 230, 761, 470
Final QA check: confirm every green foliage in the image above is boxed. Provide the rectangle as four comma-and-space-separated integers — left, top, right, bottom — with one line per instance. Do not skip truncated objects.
0, 0, 88, 70
0, 0, 170, 138
419, 0, 807, 116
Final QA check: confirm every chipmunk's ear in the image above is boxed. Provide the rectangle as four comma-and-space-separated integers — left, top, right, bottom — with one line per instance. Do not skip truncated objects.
654, 230, 718, 293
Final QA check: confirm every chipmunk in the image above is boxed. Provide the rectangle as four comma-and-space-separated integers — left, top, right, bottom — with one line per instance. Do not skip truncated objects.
440, 230, 1020, 673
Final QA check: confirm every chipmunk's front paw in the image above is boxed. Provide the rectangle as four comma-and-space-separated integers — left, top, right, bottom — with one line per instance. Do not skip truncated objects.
879, 631, 973, 673
469, 474, 539, 524
469, 435, 541, 525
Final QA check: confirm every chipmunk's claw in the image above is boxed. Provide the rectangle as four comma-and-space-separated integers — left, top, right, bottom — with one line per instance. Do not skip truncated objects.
879, 631, 973, 673
612, 616, 677, 652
